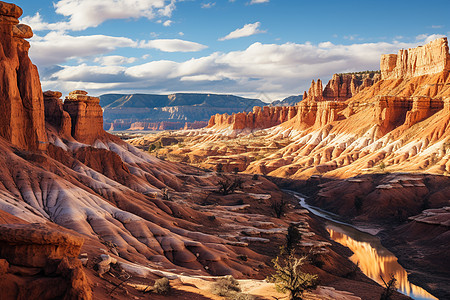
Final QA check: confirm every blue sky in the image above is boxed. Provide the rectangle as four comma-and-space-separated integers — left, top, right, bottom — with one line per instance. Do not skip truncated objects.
15, 0, 450, 101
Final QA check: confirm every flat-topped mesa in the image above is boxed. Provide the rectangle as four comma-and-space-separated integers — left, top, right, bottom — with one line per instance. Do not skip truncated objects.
207, 105, 298, 130
63, 90, 104, 144
0, 1, 48, 151
381, 37, 450, 80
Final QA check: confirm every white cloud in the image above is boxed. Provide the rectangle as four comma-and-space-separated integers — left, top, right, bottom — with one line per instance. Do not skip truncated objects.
219, 22, 266, 41
94, 55, 137, 66
163, 20, 172, 26
431, 25, 443, 29
139, 39, 208, 52
178, 32, 184, 36
416, 33, 446, 44
41, 38, 435, 99
29, 32, 137, 66
250, 0, 269, 3
22, 0, 177, 32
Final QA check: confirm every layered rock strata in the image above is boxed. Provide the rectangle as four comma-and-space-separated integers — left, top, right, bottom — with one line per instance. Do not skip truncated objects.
381, 37, 450, 79
63, 90, 104, 144
207, 105, 298, 130
0, 2, 47, 151
43, 90, 72, 138
303, 73, 380, 102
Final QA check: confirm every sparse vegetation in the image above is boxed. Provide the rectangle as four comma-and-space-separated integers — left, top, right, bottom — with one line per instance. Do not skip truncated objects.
380, 274, 397, 300
216, 177, 244, 195
252, 174, 259, 180
216, 163, 224, 173
379, 161, 386, 172
270, 196, 289, 218
269, 254, 319, 300
284, 223, 302, 255
211, 275, 254, 299
153, 277, 171, 295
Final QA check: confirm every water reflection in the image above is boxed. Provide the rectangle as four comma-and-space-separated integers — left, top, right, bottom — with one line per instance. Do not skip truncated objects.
327, 224, 438, 300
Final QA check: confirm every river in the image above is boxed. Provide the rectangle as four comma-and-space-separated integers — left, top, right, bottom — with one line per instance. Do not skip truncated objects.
288, 191, 438, 300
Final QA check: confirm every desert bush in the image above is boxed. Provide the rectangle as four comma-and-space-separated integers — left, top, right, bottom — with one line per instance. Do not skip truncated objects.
237, 254, 248, 261
252, 174, 259, 180
269, 254, 318, 300
212, 275, 241, 297
153, 277, 171, 295
217, 177, 243, 195
270, 196, 289, 218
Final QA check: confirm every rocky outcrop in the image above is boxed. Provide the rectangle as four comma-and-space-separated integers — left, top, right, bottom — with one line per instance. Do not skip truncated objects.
381, 37, 450, 80
0, 223, 91, 300
44, 90, 72, 138
0, 2, 47, 151
207, 105, 298, 130
322, 73, 381, 101
0, 223, 84, 267
303, 73, 380, 102
63, 90, 104, 144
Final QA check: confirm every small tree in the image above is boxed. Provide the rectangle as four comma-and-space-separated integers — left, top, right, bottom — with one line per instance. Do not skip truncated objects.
270, 254, 318, 300
285, 224, 302, 255
379, 161, 386, 172
217, 177, 243, 195
270, 196, 289, 218
380, 274, 397, 300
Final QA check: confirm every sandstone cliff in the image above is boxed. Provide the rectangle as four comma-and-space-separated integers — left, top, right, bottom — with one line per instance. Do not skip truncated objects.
63, 90, 105, 144
381, 37, 450, 80
0, 2, 47, 151
207, 105, 298, 130
303, 72, 380, 102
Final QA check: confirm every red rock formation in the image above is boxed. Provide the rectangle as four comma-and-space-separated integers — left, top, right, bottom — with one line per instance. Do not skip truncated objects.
44, 90, 72, 138
381, 37, 450, 80
303, 73, 380, 102
207, 105, 298, 130
322, 73, 381, 101
63, 90, 104, 144
0, 2, 47, 151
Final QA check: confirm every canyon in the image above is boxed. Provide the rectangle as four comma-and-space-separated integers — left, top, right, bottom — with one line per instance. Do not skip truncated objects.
0, 1, 448, 299
131, 38, 450, 299
0, 2, 417, 300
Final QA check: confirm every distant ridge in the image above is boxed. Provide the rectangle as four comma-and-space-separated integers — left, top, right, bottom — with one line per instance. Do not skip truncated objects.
99, 92, 292, 131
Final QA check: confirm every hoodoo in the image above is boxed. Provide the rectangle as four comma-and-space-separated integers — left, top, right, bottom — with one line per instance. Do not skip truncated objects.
0, 2, 47, 151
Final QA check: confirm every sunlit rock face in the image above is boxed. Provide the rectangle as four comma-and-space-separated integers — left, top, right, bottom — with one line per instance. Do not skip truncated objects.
381, 37, 450, 80
0, 2, 47, 151
63, 90, 105, 144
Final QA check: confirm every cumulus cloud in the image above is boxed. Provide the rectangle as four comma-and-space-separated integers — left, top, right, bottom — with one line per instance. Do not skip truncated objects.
94, 55, 138, 66
139, 39, 208, 52
219, 22, 266, 41
29, 32, 137, 66
40, 38, 434, 99
22, 0, 177, 32
416, 33, 446, 44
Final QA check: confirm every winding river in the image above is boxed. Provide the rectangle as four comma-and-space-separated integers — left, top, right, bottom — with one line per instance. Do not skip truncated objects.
288, 191, 438, 300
